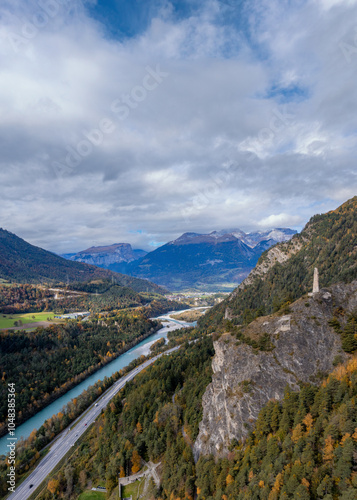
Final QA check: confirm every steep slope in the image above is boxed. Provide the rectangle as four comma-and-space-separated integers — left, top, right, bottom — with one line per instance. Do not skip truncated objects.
195, 356, 357, 499
128, 228, 296, 291
199, 196, 357, 330
68, 243, 147, 268
0, 229, 164, 293
194, 280, 357, 458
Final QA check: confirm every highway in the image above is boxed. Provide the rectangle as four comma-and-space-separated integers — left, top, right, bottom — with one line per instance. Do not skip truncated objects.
7, 319, 186, 500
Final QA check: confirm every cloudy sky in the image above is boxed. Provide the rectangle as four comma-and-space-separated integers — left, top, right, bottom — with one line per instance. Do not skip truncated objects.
0, 0, 356, 253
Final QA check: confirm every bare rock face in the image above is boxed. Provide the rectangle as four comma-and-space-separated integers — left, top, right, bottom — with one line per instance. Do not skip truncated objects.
70, 243, 145, 267
230, 238, 303, 299
194, 281, 357, 459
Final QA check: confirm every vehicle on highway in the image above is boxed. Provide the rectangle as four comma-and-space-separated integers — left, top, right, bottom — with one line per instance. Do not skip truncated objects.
29, 484, 33, 488
95, 403, 98, 406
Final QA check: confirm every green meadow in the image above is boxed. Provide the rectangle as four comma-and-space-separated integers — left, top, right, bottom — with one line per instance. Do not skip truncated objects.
77, 491, 106, 500
0, 312, 62, 329
122, 478, 145, 499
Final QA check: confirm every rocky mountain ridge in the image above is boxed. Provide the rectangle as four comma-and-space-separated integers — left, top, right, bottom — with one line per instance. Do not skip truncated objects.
0, 228, 163, 293
127, 228, 296, 291
170, 228, 296, 248
61, 228, 296, 291
69, 243, 147, 268
194, 280, 357, 458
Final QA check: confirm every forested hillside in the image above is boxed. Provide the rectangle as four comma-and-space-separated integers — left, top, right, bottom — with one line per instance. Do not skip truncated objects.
0, 311, 160, 435
31, 339, 357, 500
200, 196, 357, 331
0, 282, 145, 314
196, 356, 357, 499
34, 338, 214, 499
0, 229, 164, 294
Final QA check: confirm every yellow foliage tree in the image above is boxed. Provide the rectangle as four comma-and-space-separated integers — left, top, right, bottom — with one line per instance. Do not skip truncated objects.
352, 428, 357, 441
131, 449, 142, 474
292, 423, 304, 443
226, 474, 234, 485
29, 430, 37, 443
323, 435, 335, 462
303, 413, 313, 433
270, 472, 283, 496
340, 433, 351, 446
301, 478, 310, 488
136, 422, 143, 434
47, 478, 59, 496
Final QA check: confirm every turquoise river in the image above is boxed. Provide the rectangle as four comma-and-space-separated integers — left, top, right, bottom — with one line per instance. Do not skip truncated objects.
0, 311, 194, 456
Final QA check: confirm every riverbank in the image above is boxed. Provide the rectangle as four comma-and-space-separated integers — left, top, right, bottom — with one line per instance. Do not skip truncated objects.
0, 322, 162, 440
0, 311, 194, 456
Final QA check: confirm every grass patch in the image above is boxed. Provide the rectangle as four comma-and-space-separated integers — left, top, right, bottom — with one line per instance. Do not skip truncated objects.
78, 491, 106, 499
0, 312, 62, 329
122, 478, 145, 499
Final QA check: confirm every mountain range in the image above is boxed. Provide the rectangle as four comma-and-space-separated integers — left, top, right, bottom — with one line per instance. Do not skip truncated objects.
66, 243, 147, 268
26, 196, 357, 500
114, 228, 296, 291
65, 228, 296, 291
0, 228, 163, 294
2, 198, 357, 499
200, 195, 357, 330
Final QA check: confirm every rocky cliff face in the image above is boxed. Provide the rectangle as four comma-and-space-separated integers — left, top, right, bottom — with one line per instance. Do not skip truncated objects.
230, 236, 303, 297
70, 243, 146, 268
194, 281, 357, 459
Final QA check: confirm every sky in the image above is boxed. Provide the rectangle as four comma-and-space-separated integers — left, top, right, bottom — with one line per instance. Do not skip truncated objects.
0, 0, 357, 253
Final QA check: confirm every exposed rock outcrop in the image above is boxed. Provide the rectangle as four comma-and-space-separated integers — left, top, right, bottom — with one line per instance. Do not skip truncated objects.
70, 243, 146, 267
194, 281, 357, 459
230, 237, 303, 299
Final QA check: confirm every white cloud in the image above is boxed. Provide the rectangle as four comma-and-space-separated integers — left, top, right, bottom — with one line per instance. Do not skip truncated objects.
258, 213, 303, 228
315, 0, 357, 10
0, 0, 356, 252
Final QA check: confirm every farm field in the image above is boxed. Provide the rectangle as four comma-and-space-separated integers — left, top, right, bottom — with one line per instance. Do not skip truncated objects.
0, 311, 63, 329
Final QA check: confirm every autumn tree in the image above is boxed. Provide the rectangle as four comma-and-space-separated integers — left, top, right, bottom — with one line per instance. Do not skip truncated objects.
131, 449, 142, 474
47, 478, 59, 498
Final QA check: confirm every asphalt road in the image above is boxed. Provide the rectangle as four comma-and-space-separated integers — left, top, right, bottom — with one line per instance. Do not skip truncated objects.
7, 323, 184, 500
